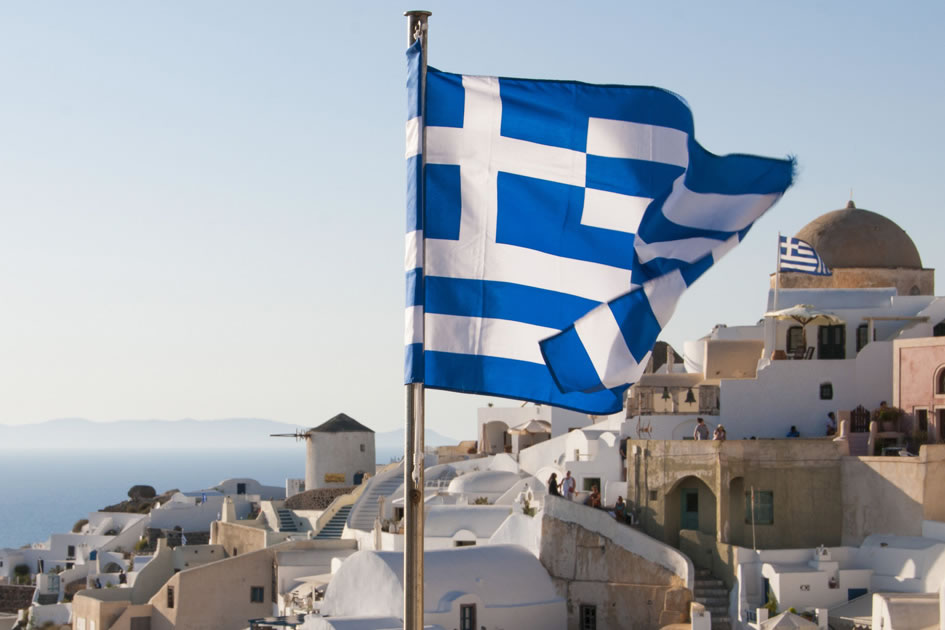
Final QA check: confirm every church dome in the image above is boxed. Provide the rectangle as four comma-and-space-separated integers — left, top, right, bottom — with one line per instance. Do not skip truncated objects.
794, 201, 922, 269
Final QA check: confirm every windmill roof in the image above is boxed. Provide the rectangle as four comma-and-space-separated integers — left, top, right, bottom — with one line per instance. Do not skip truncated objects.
306, 413, 374, 434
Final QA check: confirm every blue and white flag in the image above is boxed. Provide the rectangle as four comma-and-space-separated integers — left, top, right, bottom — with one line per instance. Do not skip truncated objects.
779, 235, 831, 276
405, 41, 794, 414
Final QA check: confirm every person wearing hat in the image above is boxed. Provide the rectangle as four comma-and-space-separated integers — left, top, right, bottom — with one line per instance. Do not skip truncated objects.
713, 424, 727, 441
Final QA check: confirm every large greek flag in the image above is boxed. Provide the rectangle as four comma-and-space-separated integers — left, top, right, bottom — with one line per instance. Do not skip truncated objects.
405, 41, 794, 414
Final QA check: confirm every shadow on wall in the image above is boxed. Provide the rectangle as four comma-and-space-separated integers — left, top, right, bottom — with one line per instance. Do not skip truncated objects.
841, 458, 924, 545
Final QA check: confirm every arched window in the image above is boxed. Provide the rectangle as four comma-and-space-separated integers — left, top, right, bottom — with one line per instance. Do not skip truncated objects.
937, 367, 945, 395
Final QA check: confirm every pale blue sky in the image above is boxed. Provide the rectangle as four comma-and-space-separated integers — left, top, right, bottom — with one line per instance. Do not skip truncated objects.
1, 2, 942, 436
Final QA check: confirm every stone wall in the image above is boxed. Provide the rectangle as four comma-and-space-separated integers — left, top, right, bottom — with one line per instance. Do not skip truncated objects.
539, 511, 690, 629
210, 521, 269, 557
0, 584, 34, 614
772, 267, 934, 296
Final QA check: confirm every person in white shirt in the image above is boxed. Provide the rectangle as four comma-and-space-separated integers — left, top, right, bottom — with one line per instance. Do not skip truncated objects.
559, 470, 576, 500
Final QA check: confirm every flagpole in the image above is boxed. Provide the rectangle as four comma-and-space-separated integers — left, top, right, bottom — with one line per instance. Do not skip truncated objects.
774, 232, 781, 311
404, 10, 430, 630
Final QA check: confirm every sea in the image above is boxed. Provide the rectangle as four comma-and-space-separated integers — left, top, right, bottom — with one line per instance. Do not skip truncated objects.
0, 447, 403, 550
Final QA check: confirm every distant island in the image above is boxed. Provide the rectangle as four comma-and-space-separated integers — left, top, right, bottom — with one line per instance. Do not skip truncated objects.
0, 417, 460, 453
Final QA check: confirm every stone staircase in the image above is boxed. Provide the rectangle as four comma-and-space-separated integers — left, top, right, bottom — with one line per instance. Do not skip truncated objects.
693, 568, 730, 630
315, 505, 352, 539
276, 508, 298, 532
347, 463, 404, 531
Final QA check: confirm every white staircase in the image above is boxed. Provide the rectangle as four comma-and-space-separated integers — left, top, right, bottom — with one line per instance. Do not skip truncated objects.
347, 463, 405, 531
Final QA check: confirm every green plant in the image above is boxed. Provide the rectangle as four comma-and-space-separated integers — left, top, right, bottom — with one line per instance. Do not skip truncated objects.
764, 587, 779, 616
473, 497, 490, 505
522, 498, 536, 517
13, 563, 30, 584
134, 538, 150, 552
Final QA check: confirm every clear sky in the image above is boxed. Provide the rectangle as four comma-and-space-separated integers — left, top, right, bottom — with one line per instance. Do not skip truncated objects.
1, 1, 943, 437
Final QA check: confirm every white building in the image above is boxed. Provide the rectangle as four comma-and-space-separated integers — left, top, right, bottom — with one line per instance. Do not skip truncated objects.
309, 545, 565, 630
477, 403, 598, 455
300, 413, 376, 490
627, 202, 945, 445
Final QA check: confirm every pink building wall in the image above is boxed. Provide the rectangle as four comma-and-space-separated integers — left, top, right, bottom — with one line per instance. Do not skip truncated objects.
894, 337, 945, 441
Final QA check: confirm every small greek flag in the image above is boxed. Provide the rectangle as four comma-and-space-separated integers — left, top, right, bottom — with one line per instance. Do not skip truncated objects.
779, 235, 831, 276
405, 41, 794, 414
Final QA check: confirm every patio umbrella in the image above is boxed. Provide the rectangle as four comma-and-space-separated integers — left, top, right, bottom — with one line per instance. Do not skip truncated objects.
763, 304, 844, 352
763, 304, 844, 326
510, 419, 552, 435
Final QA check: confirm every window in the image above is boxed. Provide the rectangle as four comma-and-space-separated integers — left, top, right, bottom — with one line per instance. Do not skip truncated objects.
786, 326, 804, 356
820, 382, 833, 400
745, 490, 774, 525
916, 409, 929, 433
166, 586, 175, 609
360, 443, 365, 452
856, 324, 870, 352
937, 368, 945, 395
649, 490, 658, 501
250, 586, 265, 603
236, 483, 246, 495
582, 477, 601, 492
460, 604, 476, 630
454, 540, 476, 547
67, 545, 76, 558
580, 604, 597, 630
818, 325, 846, 360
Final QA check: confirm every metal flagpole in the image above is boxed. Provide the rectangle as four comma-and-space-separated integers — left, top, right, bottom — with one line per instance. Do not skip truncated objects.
774, 232, 781, 311
404, 10, 430, 630
750, 485, 757, 551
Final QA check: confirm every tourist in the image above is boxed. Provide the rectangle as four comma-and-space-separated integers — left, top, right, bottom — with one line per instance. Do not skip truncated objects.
585, 485, 602, 509
559, 471, 576, 500
713, 424, 727, 441
547, 472, 560, 496
693, 417, 710, 440
786, 425, 800, 437
613, 496, 626, 522
826, 412, 837, 436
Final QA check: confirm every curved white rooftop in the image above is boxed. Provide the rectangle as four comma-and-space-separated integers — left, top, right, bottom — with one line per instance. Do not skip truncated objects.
323, 545, 560, 618
447, 470, 521, 495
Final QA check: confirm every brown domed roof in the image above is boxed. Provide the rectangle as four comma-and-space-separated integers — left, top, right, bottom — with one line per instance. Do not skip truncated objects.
794, 201, 922, 269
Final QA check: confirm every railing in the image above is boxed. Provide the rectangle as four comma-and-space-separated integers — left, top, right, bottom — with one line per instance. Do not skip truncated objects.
249, 614, 308, 629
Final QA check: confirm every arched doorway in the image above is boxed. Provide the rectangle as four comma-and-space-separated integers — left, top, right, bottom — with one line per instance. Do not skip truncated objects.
665, 475, 716, 548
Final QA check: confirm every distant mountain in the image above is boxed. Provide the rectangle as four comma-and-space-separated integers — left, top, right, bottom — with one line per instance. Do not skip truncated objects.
0, 418, 462, 452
